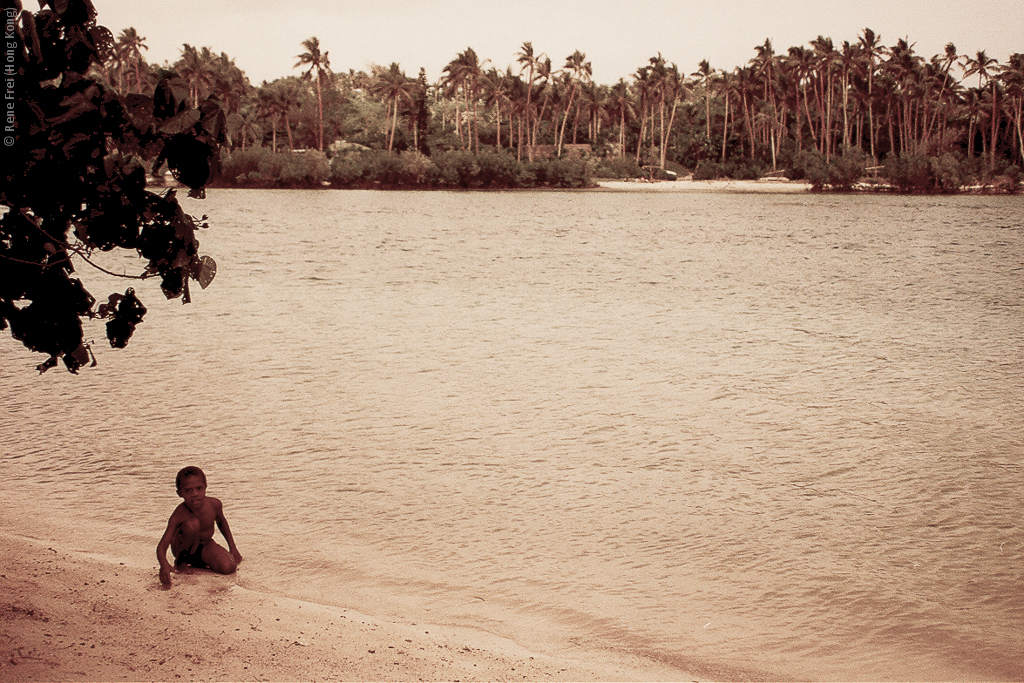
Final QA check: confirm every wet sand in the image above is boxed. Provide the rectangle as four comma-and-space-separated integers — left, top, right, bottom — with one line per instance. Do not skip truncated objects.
0, 532, 697, 682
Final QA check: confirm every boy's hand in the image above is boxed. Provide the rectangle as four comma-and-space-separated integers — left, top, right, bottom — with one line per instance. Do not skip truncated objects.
231, 548, 243, 565
159, 565, 172, 587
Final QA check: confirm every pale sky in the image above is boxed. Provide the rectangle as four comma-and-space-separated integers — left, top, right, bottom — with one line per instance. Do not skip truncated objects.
96, 0, 1022, 86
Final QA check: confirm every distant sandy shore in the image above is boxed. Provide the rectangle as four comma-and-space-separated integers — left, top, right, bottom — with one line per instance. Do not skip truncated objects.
596, 178, 812, 193
0, 532, 696, 682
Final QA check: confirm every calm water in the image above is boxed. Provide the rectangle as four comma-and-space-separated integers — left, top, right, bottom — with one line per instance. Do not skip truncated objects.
3, 188, 1022, 681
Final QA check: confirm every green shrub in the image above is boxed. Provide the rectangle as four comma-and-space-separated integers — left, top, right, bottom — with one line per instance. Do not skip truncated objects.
220, 148, 329, 187
882, 153, 981, 193
726, 159, 764, 181
398, 152, 440, 185
792, 150, 827, 188
233, 147, 591, 189
792, 149, 867, 190
432, 150, 481, 187
998, 166, 1021, 194
594, 157, 643, 179
219, 147, 274, 186
329, 153, 370, 186
929, 153, 968, 193
364, 151, 406, 185
826, 150, 869, 191
278, 151, 330, 187
883, 154, 935, 192
474, 150, 523, 187
328, 150, 438, 187
543, 157, 590, 188
692, 161, 725, 180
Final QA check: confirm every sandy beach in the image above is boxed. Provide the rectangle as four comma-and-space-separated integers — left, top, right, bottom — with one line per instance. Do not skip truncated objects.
0, 532, 697, 682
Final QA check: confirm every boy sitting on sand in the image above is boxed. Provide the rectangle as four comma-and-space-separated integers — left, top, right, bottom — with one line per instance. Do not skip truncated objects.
157, 466, 243, 586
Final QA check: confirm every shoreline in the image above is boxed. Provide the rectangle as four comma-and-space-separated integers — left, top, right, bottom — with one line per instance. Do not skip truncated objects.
193, 177, 1020, 194
594, 178, 812, 193
0, 531, 698, 682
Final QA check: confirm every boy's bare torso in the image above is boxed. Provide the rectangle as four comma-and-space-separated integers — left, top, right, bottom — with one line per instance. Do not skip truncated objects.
171, 496, 223, 544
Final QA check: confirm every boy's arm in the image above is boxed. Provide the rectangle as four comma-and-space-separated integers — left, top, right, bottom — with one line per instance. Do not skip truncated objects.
215, 501, 243, 564
156, 514, 179, 586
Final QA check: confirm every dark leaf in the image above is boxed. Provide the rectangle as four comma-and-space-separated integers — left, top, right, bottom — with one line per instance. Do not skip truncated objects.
63, 341, 91, 373
105, 287, 146, 348
36, 356, 59, 374
161, 133, 214, 189
160, 269, 185, 299
158, 109, 200, 135
152, 72, 190, 120
96, 292, 123, 318
54, 0, 95, 25
67, 278, 94, 316
193, 255, 217, 289
199, 98, 226, 144
123, 93, 154, 131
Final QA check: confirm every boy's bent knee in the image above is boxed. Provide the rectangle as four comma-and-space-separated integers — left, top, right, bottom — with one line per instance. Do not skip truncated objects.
205, 547, 237, 575
213, 559, 237, 575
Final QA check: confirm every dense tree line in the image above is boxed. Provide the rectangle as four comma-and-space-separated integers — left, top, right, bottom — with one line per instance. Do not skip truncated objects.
94, 29, 1024, 189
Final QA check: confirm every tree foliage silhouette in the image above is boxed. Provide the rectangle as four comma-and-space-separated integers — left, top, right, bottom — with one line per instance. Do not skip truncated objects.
2, 0, 224, 373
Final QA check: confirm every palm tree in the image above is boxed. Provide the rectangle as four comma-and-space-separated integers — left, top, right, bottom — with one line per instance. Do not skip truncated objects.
211, 52, 250, 116
438, 65, 465, 150
256, 85, 281, 152
717, 69, 737, 163
505, 75, 529, 159
583, 83, 610, 147
116, 28, 148, 93
963, 50, 1001, 169
961, 86, 985, 159
1003, 53, 1024, 164
178, 44, 216, 105
751, 39, 781, 169
370, 63, 415, 152
810, 36, 836, 159
646, 54, 683, 169
295, 37, 331, 151
883, 38, 922, 156
531, 56, 554, 152
693, 59, 714, 140
734, 65, 758, 158
483, 66, 519, 150
632, 64, 654, 164
443, 48, 485, 154
857, 28, 884, 162
939, 43, 961, 147
606, 79, 635, 158
257, 78, 303, 151
234, 105, 262, 150
785, 46, 816, 152
516, 42, 546, 159
277, 78, 305, 151
556, 50, 592, 155
838, 41, 858, 150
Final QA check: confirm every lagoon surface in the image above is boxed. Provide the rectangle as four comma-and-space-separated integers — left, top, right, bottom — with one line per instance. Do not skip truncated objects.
3, 188, 1023, 681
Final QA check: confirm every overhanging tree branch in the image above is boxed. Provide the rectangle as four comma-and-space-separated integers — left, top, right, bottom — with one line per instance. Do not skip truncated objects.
2, 0, 225, 373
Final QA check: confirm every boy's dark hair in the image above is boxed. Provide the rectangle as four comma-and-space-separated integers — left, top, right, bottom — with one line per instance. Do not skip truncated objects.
176, 466, 207, 490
